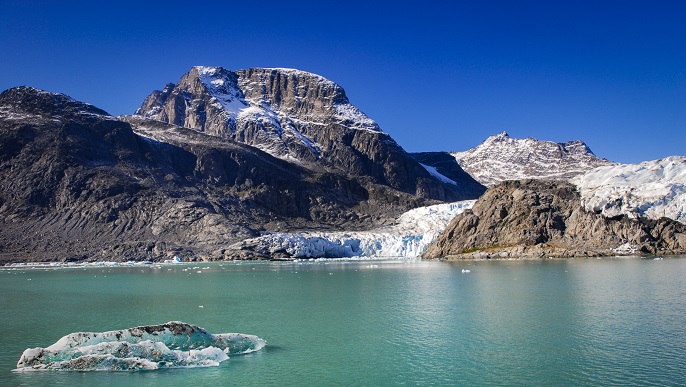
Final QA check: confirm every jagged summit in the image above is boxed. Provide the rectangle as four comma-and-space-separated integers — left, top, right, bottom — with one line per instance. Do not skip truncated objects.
452, 132, 615, 186
136, 66, 382, 163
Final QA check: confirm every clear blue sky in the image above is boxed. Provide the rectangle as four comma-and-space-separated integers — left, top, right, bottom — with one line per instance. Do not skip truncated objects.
1, 1, 683, 163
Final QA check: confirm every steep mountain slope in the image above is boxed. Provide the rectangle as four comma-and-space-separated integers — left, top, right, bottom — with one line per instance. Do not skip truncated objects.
0, 86, 464, 263
572, 156, 686, 224
423, 180, 686, 259
452, 132, 614, 186
136, 66, 484, 201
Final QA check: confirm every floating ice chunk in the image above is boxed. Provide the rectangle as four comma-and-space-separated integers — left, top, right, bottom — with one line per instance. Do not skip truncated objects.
15, 321, 266, 371
164, 256, 183, 264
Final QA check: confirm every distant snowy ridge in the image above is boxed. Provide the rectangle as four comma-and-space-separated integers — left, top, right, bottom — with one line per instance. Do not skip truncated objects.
230, 200, 475, 258
452, 131, 614, 186
572, 156, 686, 224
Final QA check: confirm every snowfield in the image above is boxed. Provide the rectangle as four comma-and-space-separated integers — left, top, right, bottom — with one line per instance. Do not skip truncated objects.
572, 156, 686, 224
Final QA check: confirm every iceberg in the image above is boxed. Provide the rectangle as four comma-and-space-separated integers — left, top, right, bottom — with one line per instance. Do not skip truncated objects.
15, 321, 266, 371
230, 200, 475, 259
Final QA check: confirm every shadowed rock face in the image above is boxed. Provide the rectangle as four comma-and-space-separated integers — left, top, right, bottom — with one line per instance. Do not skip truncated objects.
0, 86, 466, 263
136, 66, 485, 202
423, 180, 686, 259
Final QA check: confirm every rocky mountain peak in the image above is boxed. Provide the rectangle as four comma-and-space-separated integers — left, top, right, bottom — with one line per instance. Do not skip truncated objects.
452, 132, 614, 186
488, 131, 509, 141
135, 66, 382, 162
133, 66, 481, 201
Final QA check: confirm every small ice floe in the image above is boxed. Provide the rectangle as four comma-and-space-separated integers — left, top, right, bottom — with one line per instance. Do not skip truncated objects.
163, 256, 183, 264
15, 322, 266, 371
462, 269, 471, 273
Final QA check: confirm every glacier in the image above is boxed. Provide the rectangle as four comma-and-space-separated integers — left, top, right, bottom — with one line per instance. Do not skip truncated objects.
15, 322, 266, 371
230, 200, 475, 259
572, 156, 686, 224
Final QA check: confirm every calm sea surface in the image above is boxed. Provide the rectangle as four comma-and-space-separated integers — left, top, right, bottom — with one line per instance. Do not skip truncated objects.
1, 257, 685, 386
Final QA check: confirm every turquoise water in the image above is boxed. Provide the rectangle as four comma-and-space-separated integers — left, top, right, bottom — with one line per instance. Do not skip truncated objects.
1, 257, 685, 386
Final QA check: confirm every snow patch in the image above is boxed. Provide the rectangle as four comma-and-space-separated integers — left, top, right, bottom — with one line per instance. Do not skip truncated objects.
420, 163, 457, 185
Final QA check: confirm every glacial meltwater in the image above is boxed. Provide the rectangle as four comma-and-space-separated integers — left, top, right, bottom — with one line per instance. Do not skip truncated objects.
1, 257, 685, 386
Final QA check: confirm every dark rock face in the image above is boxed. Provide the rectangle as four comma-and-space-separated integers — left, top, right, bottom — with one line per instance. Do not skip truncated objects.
0, 86, 475, 263
136, 66, 484, 201
423, 180, 686, 259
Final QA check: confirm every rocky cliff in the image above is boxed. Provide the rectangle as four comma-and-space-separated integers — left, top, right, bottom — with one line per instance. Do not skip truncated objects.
423, 180, 686, 259
136, 66, 485, 201
452, 132, 614, 186
0, 86, 476, 263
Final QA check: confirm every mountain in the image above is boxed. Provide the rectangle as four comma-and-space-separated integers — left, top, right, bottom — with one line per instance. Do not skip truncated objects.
0, 76, 483, 263
452, 131, 614, 186
423, 180, 686, 259
136, 66, 485, 200
572, 156, 686, 224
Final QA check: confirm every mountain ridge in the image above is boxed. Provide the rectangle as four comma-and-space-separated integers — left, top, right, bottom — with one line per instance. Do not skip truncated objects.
452, 131, 614, 186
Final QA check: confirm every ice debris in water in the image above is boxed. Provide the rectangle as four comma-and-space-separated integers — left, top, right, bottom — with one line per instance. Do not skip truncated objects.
15, 321, 266, 371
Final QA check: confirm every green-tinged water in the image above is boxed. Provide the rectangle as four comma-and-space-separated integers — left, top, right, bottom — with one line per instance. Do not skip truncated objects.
1, 257, 685, 386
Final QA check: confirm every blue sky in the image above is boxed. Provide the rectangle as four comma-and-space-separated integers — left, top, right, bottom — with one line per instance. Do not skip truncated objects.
1, 1, 683, 163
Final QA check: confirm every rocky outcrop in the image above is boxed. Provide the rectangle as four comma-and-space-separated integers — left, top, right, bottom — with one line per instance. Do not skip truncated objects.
422, 180, 686, 259
136, 66, 484, 201
0, 87, 458, 264
452, 132, 614, 186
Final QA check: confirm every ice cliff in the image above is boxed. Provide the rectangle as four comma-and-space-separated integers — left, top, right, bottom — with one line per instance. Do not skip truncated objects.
229, 200, 475, 259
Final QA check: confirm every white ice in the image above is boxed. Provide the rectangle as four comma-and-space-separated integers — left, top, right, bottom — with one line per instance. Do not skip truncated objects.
231, 200, 475, 259
15, 321, 266, 371
572, 156, 686, 224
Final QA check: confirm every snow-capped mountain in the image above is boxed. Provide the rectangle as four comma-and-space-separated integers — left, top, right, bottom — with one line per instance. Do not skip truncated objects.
228, 200, 475, 259
452, 131, 614, 186
572, 156, 686, 224
136, 66, 378, 161
136, 66, 485, 200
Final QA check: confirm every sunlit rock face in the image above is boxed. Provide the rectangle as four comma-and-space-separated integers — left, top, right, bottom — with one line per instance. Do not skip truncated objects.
423, 180, 686, 259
